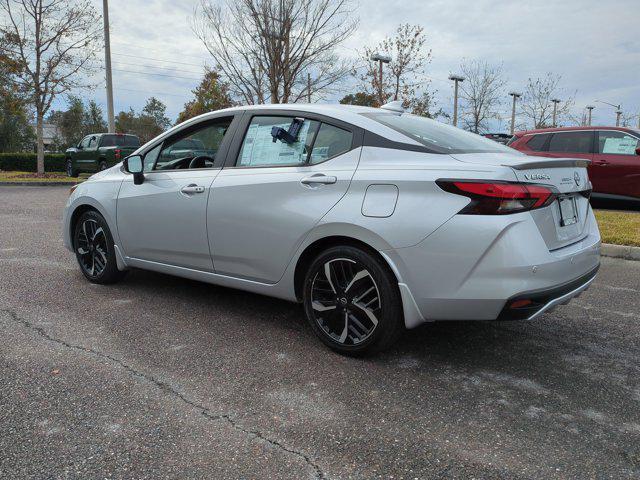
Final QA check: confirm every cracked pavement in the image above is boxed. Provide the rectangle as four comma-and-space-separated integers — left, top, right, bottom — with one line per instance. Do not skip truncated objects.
1, 186, 639, 479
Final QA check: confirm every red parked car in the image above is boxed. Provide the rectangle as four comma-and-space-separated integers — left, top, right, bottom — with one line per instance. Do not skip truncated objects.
509, 126, 640, 201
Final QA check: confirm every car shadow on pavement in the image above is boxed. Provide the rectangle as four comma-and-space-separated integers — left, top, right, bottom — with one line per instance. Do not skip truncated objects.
114, 267, 560, 373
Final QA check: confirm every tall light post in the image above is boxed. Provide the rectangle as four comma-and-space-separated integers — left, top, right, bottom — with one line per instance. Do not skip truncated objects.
615, 110, 623, 127
595, 100, 622, 126
586, 105, 595, 126
551, 98, 561, 127
370, 53, 391, 106
103, 0, 115, 133
508, 92, 521, 135
448, 74, 465, 127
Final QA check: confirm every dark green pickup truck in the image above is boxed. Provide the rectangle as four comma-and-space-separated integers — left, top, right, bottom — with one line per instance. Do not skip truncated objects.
65, 133, 140, 177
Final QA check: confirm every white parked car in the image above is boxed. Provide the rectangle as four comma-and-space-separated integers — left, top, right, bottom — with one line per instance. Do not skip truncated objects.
63, 103, 601, 354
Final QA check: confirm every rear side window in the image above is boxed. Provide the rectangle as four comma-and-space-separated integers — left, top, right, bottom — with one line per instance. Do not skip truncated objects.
524, 134, 550, 151
125, 136, 140, 147
100, 135, 117, 147
548, 131, 592, 153
238, 116, 320, 167
310, 123, 353, 164
597, 131, 639, 155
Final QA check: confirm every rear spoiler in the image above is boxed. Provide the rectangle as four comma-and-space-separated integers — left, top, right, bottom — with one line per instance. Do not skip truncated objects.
508, 158, 591, 170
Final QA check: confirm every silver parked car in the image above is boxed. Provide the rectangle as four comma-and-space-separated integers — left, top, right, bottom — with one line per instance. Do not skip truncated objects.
63, 103, 601, 354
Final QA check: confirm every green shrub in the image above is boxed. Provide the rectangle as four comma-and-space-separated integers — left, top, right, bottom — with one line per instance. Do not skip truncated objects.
0, 153, 66, 172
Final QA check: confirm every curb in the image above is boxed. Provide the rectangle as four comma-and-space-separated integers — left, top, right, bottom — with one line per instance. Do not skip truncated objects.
601, 243, 640, 261
0, 181, 81, 186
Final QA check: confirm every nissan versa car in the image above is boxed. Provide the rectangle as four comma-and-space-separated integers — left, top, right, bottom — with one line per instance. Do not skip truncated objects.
509, 126, 640, 201
63, 103, 601, 354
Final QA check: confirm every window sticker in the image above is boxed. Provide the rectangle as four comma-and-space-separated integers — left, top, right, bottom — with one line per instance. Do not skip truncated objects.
602, 136, 638, 155
240, 119, 311, 166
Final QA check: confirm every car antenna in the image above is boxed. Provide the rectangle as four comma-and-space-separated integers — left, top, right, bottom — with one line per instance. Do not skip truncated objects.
380, 100, 405, 113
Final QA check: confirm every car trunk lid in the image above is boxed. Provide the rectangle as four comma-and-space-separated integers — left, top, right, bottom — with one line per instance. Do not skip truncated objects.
451, 153, 592, 251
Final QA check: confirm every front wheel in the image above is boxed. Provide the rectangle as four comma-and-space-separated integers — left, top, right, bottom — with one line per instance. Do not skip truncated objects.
66, 159, 78, 177
302, 246, 404, 355
73, 210, 126, 284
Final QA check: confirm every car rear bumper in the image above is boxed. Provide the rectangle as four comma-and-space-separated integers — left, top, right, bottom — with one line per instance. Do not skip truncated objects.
382, 207, 601, 327
496, 265, 598, 321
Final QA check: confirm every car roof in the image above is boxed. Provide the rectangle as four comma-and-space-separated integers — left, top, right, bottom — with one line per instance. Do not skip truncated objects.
514, 125, 637, 136
163, 103, 423, 146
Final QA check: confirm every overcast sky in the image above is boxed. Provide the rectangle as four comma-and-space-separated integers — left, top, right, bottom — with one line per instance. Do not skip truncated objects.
53, 0, 640, 130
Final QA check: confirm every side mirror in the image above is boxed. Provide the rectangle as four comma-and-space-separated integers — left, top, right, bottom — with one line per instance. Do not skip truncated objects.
124, 155, 144, 185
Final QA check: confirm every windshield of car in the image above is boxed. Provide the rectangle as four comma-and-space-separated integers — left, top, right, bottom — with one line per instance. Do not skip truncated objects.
363, 112, 520, 154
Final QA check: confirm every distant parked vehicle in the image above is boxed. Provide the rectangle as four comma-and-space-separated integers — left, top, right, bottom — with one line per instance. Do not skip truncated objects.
509, 126, 640, 201
483, 133, 513, 145
65, 133, 140, 177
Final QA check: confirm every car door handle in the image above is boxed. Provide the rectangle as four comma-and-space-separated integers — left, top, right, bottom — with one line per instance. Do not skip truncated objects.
300, 174, 337, 185
593, 160, 609, 166
180, 184, 205, 194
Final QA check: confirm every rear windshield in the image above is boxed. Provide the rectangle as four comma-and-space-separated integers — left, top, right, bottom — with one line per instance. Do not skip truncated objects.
101, 135, 140, 147
363, 113, 518, 154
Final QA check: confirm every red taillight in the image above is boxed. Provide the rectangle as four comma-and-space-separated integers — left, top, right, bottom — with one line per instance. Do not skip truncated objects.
115, 148, 121, 160
436, 180, 558, 215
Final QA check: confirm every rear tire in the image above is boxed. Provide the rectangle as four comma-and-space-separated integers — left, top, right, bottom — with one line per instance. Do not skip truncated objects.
73, 210, 126, 284
302, 245, 404, 355
66, 159, 78, 177
98, 160, 107, 171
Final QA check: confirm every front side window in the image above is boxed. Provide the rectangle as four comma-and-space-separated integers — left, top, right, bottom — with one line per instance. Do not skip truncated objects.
154, 118, 232, 170
238, 116, 320, 167
548, 131, 592, 153
79, 136, 91, 148
87, 136, 98, 149
363, 112, 516, 154
597, 131, 639, 155
310, 123, 353, 164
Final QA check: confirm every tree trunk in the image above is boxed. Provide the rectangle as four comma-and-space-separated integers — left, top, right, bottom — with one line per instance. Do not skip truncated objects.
36, 112, 45, 176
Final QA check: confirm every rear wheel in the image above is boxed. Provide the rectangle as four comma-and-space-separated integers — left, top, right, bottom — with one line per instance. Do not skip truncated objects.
98, 160, 107, 171
302, 246, 404, 355
73, 210, 126, 284
66, 159, 78, 177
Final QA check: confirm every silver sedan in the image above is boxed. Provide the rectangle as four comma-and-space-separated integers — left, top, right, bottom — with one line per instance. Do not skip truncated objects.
63, 103, 601, 354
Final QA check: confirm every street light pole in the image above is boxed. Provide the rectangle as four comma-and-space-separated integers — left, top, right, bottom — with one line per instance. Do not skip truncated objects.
508, 92, 521, 135
103, 0, 115, 133
615, 110, 623, 127
586, 105, 595, 126
448, 74, 465, 127
595, 100, 622, 126
551, 98, 561, 127
370, 53, 391, 106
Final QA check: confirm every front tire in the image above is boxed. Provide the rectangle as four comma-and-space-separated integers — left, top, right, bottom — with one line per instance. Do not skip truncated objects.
303, 246, 404, 355
73, 210, 126, 284
66, 159, 78, 177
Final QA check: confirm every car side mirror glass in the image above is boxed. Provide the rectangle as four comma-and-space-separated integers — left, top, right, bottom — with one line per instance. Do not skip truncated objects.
124, 155, 144, 185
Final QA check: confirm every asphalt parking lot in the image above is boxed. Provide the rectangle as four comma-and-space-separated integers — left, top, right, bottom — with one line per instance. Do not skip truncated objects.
1, 186, 639, 479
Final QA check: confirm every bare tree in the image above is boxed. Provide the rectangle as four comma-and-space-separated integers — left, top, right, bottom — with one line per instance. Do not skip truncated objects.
192, 0, 357, 105
0, 0, 101, 174
359, 24, 432, 106
520, 73, 575, 129
457, 60, 505, 133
